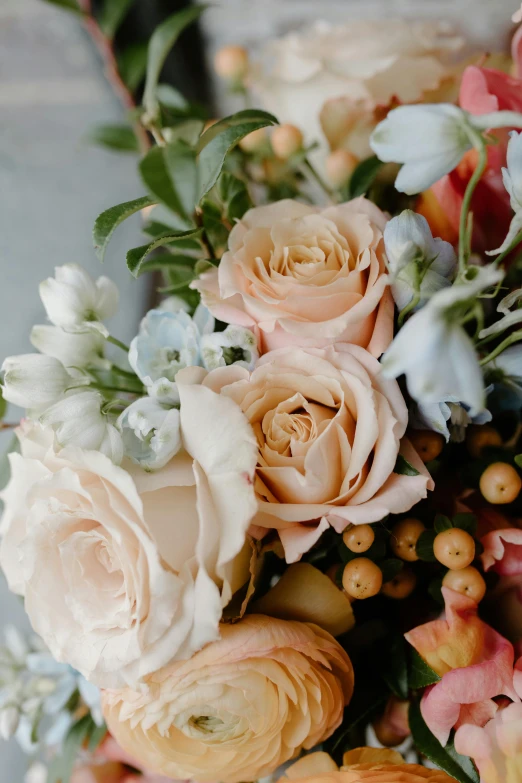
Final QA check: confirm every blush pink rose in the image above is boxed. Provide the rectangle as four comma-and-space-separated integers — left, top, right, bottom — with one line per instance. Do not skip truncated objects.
482, 528, 522, 576
203, 344, 432, 562
455, 702, 522, 783
102, 615, 354, 783
405, 587, 519, 746
192, 198, 394, 356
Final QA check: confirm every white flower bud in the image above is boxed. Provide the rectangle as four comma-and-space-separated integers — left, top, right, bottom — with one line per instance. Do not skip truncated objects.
39, 263, 119, 329
40, 390, 124, 464
118, 396, 181, 471
0, 705, 20, 740
30, 325, 108, 370
1, 355, 72, 411
201, 326, 259, 371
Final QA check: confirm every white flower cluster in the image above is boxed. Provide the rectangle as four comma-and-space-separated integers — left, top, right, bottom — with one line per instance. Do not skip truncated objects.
1, 266, 259, 472
0, 626, 102, 753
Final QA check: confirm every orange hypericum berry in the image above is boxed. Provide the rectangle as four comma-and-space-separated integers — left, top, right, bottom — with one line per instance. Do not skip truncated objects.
271, 124, 303, 159
442, 565, 486, 603
325, 149, 358, 187
381, 568, 417, 599
342, 558, 383, 600
480, 462, 522, 505
433, 528, 475, 570
214, 45, 249, 81
390, 518, 425, 562
466, 425, 502, 458
239, 127, 268, 153
408, 429, 444, 462
342, 524, 375, 554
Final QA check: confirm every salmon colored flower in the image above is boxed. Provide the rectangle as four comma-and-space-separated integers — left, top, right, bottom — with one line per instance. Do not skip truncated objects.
455, 702, 522, 783
277, 748, 455, 782
482, 528, 522, 575
192, 198, 393, 356
405, 587, 519, 745
102, 615, 354, 783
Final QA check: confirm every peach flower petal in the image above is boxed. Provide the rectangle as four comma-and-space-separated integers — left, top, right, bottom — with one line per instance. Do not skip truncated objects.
482, 529, 522, 576
455, 703, 522, 783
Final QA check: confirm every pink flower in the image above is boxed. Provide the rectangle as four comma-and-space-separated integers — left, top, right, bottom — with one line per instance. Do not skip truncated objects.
405, 588, 519, 746
482, 529, 522, 576
192, 198, 393, 356
455, 702, 522, 783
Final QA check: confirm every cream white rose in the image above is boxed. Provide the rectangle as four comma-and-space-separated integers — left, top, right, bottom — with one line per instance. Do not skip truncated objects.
0, 377, 258, 688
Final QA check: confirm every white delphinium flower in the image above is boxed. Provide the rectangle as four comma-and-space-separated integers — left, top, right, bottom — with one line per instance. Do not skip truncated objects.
118, 396, 181, 470
129, 306, 214, 387
201, 326, 259, 371
484, 344, 522, 404
39, 263, 119, 333
382, 265, 503, 415
30, 325, 109, 370
370, 104, 473, 194
412, 397, 492, 442
383, 210, 456, 312
1, 355, 77, 411
487, 131, 522, 255
39, 390, 123, 463
479, 288, 522, 340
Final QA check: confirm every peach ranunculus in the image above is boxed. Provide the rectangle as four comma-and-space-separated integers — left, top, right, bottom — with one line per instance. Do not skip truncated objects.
277, 748, 455, 783
405, 587, 519, 746
192, 198, 394, 356
203, 344, 433, 562
248, 20, 463, 163
0, 374, 258, 688
455, 703, 522, 783
102, 615, 354, 783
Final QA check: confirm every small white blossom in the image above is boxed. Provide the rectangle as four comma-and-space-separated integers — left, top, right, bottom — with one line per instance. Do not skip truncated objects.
39, 264, 119, 332
40, 390, 123, 463
384, 210, 456, 311
201, 326, 259, 371
382, 266, 503, 415
488, 131, 522, 255
0, 705, 20, 740
412, 397, 492, 442
30, 325, 108, 370
479, 288, 522, 339
370, 104, 473, 194
149, 377, 180, 405
1, 355, 74, 411
25, 762, 48, 783
118, 396, 181, 470
159, 295, 192, 314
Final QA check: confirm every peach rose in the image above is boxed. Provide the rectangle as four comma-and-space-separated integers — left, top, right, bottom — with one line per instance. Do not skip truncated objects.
102, 615, 354, 783
192, 198, 394, 355
0, 374, 258, 688
278, 748, 455, 783
203, 344, 433, 562
455, 703, 522, 783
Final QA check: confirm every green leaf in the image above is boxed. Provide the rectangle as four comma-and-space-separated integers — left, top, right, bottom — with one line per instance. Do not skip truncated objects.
86, 123, 139, 153
218, 172, 252, 221
196, 109, 278, 153
157, 265, 196, 292
515, 454, 522, 469
139, 143, 197, 221
394, 454, 420, 476
381, 558, 404, 584
409, 648, 441, 689
381, 634, 409, 700
47, 715, 93, 783
117, 42, 148, 92
348, 155, 384, 198
87, 721, 108, 752
40, 0, 83, 14
409, 700, 479, 783
93, 195, 155, 262
198, 114, 278, 199
99, 0, 135, 38
143, 5, 207, 115
201, 198, 229, 257
0, 387, 7, 422
156, 84, 188, 109
416, 529, 438, 562
165, 119, 205, 146
434, 514, 453, 534
126, 229, 202, 277
452, 513, 478, 535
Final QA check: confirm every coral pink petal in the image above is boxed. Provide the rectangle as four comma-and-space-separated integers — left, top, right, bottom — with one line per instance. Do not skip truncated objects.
481, 529, 522, 575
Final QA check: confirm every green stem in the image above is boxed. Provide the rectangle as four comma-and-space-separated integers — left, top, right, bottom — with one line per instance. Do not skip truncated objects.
458, 134, 488, 276
107, 335, 130, 353
303, 158, 336, 203
479, 330, 522, 366
470, 110, 522, 131
110, 364, 139, 380
490, 229, 522, 266
398, 290, 421, 327
67, 382, 144, 395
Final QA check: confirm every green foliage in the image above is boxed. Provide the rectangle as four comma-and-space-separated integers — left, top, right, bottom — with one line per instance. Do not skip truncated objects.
40, 0, 83, 14
380, 633, 409, 700
452, 513, 478, 535
393, 454, 420, 476
86, 123, 139, 153
99, 0, 135, 38
347, 156, 384, 198
434, 514, 453, 534
201, 198, 230, 258
93, 195, 155, 262
48, 716, 106, 783
143, 5, 207, 116
380, 558, 404, 584
117, 42, 148, 92
156, 84, 188, 110
408, 649, 441, 689
139, 143, 197, 223
126, 229, 202, 277
0, 387, 7, 423
416, 529, 438, 562
409, 700, 479, 783
515, 453, 522, 469
218, 172, 252, 221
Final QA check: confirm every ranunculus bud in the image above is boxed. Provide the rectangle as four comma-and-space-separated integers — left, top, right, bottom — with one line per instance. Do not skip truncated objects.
214, 45, 249, 81
239, 127, 268, 153
0, 705, 19, 740
271, 124, 303, 159
326, 149, 358, 187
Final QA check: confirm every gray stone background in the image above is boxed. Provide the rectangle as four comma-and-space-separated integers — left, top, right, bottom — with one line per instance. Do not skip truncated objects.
0, 0, 518, 777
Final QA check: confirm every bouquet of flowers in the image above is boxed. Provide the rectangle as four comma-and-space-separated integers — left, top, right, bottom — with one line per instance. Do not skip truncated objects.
4, 3, 522, 782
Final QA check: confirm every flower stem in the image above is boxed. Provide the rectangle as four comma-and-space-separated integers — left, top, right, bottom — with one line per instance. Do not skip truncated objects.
491, 229, 522, 266
107, 335, 130, 353
397, 290, 421, 327
479, 330, 522, 365
470, 110, 522, 131
303, 158, 337, 203
458, 133, 488, 276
